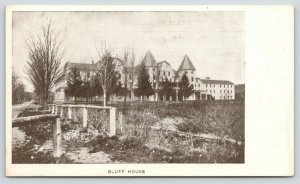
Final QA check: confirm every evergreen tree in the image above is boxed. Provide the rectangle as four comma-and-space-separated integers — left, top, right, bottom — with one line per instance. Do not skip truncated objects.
65, 66, 82, 102
178, 72, 193, 101
107, 72, 124, 103
160, 78, 174, 101
90, 75, 103, 102
134, 64, 154, 102
81, 77, 93, 104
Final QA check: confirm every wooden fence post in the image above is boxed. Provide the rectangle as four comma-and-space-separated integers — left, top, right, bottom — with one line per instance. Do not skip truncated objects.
68, 106, 72, 119
52, 105, 55, 114
109, 107, 116, 136
119, 111, 123, 134
60, 106, 64, 117
53, 117, 62, 158
82, 107, 88, 128
54, 106, 58, 115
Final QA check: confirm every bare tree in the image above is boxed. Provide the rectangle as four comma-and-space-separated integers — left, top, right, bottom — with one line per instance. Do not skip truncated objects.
128, 50, 136, 105
122, 49, 129, 106
12, 69, 26, 104
122, 48, 136, 106
12, 68, 18, 96
25, 21, 64, 108
94, 41, 121, 106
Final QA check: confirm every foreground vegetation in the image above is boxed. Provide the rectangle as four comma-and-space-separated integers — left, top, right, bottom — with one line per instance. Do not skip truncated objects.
12, 100, 244, 163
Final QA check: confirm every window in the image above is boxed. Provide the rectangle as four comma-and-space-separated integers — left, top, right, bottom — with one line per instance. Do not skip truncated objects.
213, 84, 215, 87
87, 72, 90, 78
191, 77, 194, 82
224, 90, 225, 93
210, 90, 212, 93
220, 90, 222, 93
220, 84, 221, 88
206, 84, 207, 87
163, 71, 165, 76
210, 84, 211, 87
198, 84, 200, 87
214, 90, 215, 93
168, 71, 170, 76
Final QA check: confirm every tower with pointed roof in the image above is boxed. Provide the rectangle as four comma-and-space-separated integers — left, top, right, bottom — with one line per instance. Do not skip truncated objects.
177, 55, 196, 84
176, 55, 197, 100
141, 50, 157, 67
138, 50, 159, 101
178, 55, 196, 71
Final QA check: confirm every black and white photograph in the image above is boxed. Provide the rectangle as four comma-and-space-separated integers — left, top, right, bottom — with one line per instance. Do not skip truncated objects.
6, 5, 293, 177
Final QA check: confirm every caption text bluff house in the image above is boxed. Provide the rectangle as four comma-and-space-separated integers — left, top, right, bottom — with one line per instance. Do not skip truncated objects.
54, 50, 235, 103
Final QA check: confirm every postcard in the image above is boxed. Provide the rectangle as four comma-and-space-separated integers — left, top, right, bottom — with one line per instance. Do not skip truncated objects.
6, 5, 294, 176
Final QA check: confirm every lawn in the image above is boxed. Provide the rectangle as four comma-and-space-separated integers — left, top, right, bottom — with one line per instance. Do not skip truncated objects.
12, 100, 244, 163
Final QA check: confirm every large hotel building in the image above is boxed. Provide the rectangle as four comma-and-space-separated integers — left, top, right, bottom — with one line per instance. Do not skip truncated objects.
54, 50, 235, 103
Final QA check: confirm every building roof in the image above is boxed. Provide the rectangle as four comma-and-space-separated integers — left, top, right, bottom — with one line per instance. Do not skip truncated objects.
178, 55, 196, 71
65, 57, 123, 72
157, 60, 170, 66
65, 62, 98, 72
141, 50, 157, 67
200, 79, 234, 85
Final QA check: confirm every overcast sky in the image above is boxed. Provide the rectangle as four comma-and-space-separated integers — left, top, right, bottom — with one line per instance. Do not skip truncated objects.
12, 11, 244, 91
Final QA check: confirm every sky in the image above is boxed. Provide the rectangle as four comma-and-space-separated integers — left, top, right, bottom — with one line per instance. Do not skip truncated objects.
12, 11, 245, 92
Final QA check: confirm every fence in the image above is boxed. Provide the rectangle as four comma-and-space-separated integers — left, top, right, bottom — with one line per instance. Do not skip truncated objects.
48, 104, 117, 137
12, 114, 62, 158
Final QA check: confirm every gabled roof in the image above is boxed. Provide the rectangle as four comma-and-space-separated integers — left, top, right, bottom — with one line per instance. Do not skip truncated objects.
200, 79, 234, 85
157, 60, 170, 66
178, 55, 196, 71
141, 50, 157, 67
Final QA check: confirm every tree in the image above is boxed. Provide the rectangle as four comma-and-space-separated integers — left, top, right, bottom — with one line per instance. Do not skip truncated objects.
134, 64, 154, 103
178, 72, 193, 101
106, 72, 123, 104
122, 49, 129, 106
128, 50, 136, 105
65, 66, 82, 102
12, 69, 26, 104
122, 48, 136, 106
94, 42, 120, 106
25, 22, 64, 108
160, 78, 174, 101
90, 75, 103, 101
81, 77, 93, 104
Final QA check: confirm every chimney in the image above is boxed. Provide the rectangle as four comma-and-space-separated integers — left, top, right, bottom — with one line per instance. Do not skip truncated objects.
206, 77, 210, 80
